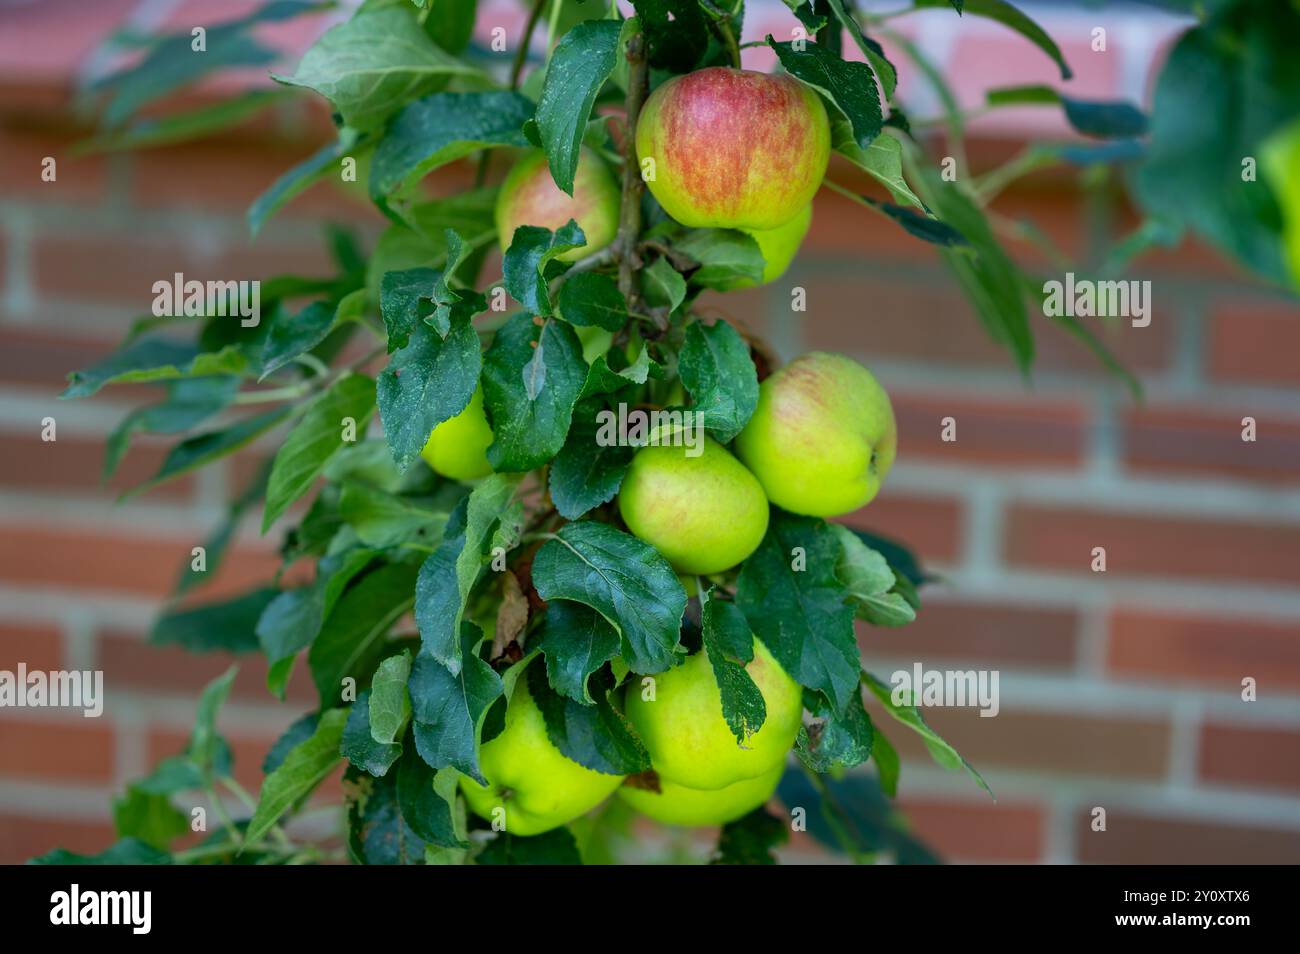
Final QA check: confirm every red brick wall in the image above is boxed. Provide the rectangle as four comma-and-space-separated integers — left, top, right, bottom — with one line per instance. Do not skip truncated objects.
1, 0, 1298, 865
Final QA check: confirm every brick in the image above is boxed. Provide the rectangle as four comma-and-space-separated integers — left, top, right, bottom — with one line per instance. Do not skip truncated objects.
1199, 723, 1300, 793
0, 813, 115, 865
97, 631, 316, 706
0, 622, 64, 672
32, 232, 333, 306
1207, 299, 1300, 387
0, 717, 115, 783
0, 326, 124, 388
1075, 810, 1300, 864
0, 432, 195, 500
861, 602, 1078, 670
0, 124, 109, 202
875, 704, 1171, 780
0, 525, 281, 599
1107, 609, 1300, 692
898, 796, 1045, 862
893, 392, 1088, 469
1121, 405, 1300, 483
843, 494, 964, 565
1004, 504, 1300, 586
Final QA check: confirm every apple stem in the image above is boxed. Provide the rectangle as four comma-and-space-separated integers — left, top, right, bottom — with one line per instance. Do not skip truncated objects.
616, 32, 651, 326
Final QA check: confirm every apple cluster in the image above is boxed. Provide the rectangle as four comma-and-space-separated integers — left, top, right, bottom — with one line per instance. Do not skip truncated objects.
416, 67, 899, 837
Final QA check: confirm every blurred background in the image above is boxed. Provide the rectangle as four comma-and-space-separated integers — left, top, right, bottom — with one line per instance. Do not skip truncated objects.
1, 0, 1298, 864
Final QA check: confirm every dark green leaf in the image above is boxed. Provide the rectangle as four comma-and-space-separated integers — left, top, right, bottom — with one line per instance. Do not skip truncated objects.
370, 650, 414, 745
134, 406, 292, 497
640, 257, 687, 312
345, 768, 427, 864
105, 376, 239, 479
502, 221, 586, 316
482, 314, 587, 471
342, 690, 403, 776
338, 481, 450, 548
711, 807, 789, 865
767, 38, 881, 149
190, 666, 238, 783
30, 838, 172, 866
380, 267, 439, 351
633, 0, 710, 73
477, 828, 582, 865
701, 589, 767, 744
62, 338, 246, 399
678, 318, 759, 443
248, 133, 356, 237
735, 512, 859, 713
797, 686, 873, 773
548, 399, 632, 520
557, 271, 627, 330
259, 300, 339, 377
826, 0, 896, 99
675, 229, 766, 289
914, 0, 1071, 80
151, 589, 273, 653
247, 706, 348, 846
408, 624, 503, 784
396, 751, 467, 848
535, 600, 621, 704
986, 85, 1147, 138
535, 19, 624, 195
777, 768, 938, 863
531, 521, 685, 674
832, 524, 915, 626
263, 713, 319, 775
112, 786, 187, 851
528, 663, 650, 775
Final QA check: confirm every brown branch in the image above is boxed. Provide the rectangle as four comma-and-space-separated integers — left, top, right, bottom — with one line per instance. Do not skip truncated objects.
616, 33, 650, 321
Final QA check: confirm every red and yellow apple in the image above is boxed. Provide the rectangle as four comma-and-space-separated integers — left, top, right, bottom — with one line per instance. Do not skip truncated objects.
494, 147, 620, 262
635, 67, 830, 230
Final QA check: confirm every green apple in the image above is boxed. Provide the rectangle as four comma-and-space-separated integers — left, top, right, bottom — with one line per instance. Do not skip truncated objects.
616, 763, 784, 827
1262, 116, 1300, 289
734, 352, 896, 517
574, 324, 614, 365
721, 204, 813, 291
419, 385, 494, 481
624, 636, 803, 791
494, 147, 620, 263
460, 674, 624, 836
617, 437, 769, 575
635, 67, 830, 230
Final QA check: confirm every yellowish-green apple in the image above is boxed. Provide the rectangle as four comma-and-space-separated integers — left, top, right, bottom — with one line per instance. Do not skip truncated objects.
616, 763, 784, 827
494, 148, 620, 262
1263, 116, 1300, 289
735, 352, 896, 517
711, 204, 812, 291
460, 674, 624, 836
617, 437, 769, 575
635, 67, 830, 230
624, 636, 803, 791
419, 385, 494, 481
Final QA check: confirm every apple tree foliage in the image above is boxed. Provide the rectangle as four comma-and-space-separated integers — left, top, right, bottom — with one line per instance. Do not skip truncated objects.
45, 0, 1298, 865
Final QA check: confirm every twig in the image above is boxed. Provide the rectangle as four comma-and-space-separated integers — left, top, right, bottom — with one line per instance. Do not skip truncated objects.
510, 0, 549, 89
616, 33, 650, 321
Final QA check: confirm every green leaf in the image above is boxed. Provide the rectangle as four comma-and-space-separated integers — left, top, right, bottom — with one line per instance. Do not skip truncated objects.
396, 752, 468, 849
766, 38, 881, 149
862, 672, 994, 799
831, 123, 923, 209
105, 376, 239, 479
246, 706, 348, 846
112, 786, 188, 851
674, 229, 766, 290
380, 267, 439, 351
528, 663, 650, 775
341, 689, 402, 776
847, 527, 929, 587
579, 345, 655, 400
248, 132, 357, 237
478, 828, 582, 865
777, 769, 938, 863
797, 686, 873, 773
502, 221, 586, 316
535, 19, 624, 195
264, 714, 320, 775
408, 624, 504, 784
80, 89, 284, 153
263, 374, 376, 530
547, 399, 632, 520
370, 91, 534, 201
345, 767, 427, 864
308, 561, 419, 706
272, 5, 477, 132
735, 512, 859, 713
422, 0, 477, 54
30, 838, 173, 866
712, 807, 789, 865
191, 666, 239, 783
151, 588, 273, 653
415, 475, 521, 673
376, 317, 481, 472
640, 257, 687, 312
134, 406, 293, 498
633, 0, 710, 73
914, 0, 1072, 81
259, 301, 339, 378
872, 724, 900, 798
482, 314, 587, 471
556, 271, 627, 330
865, 195, 969, 248
62, 338, 247, 399
779, 1, 827, 34
678, 318, 759, 443
985, 85, 1146, 139
531, 521, 685, 674
825, 0, 897, 99
701, 588, 767, 745
370, 650, 414, 745
832, 524, 915, 626
534, 600, 621, 704
339, 482, 450, 548
429, 229, 487, 332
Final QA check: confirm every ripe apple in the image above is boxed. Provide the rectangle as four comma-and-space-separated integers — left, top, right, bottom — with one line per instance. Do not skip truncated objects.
623, 636, 803, 791
722, 203, 813, 290
460, 673, 624, 836
734, 352, 896, 517
635, 67, 830, 230
494, 147, 620, 262
419, 385, 494, 481
617, 437, 769, 575
616, 763, 784, 827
